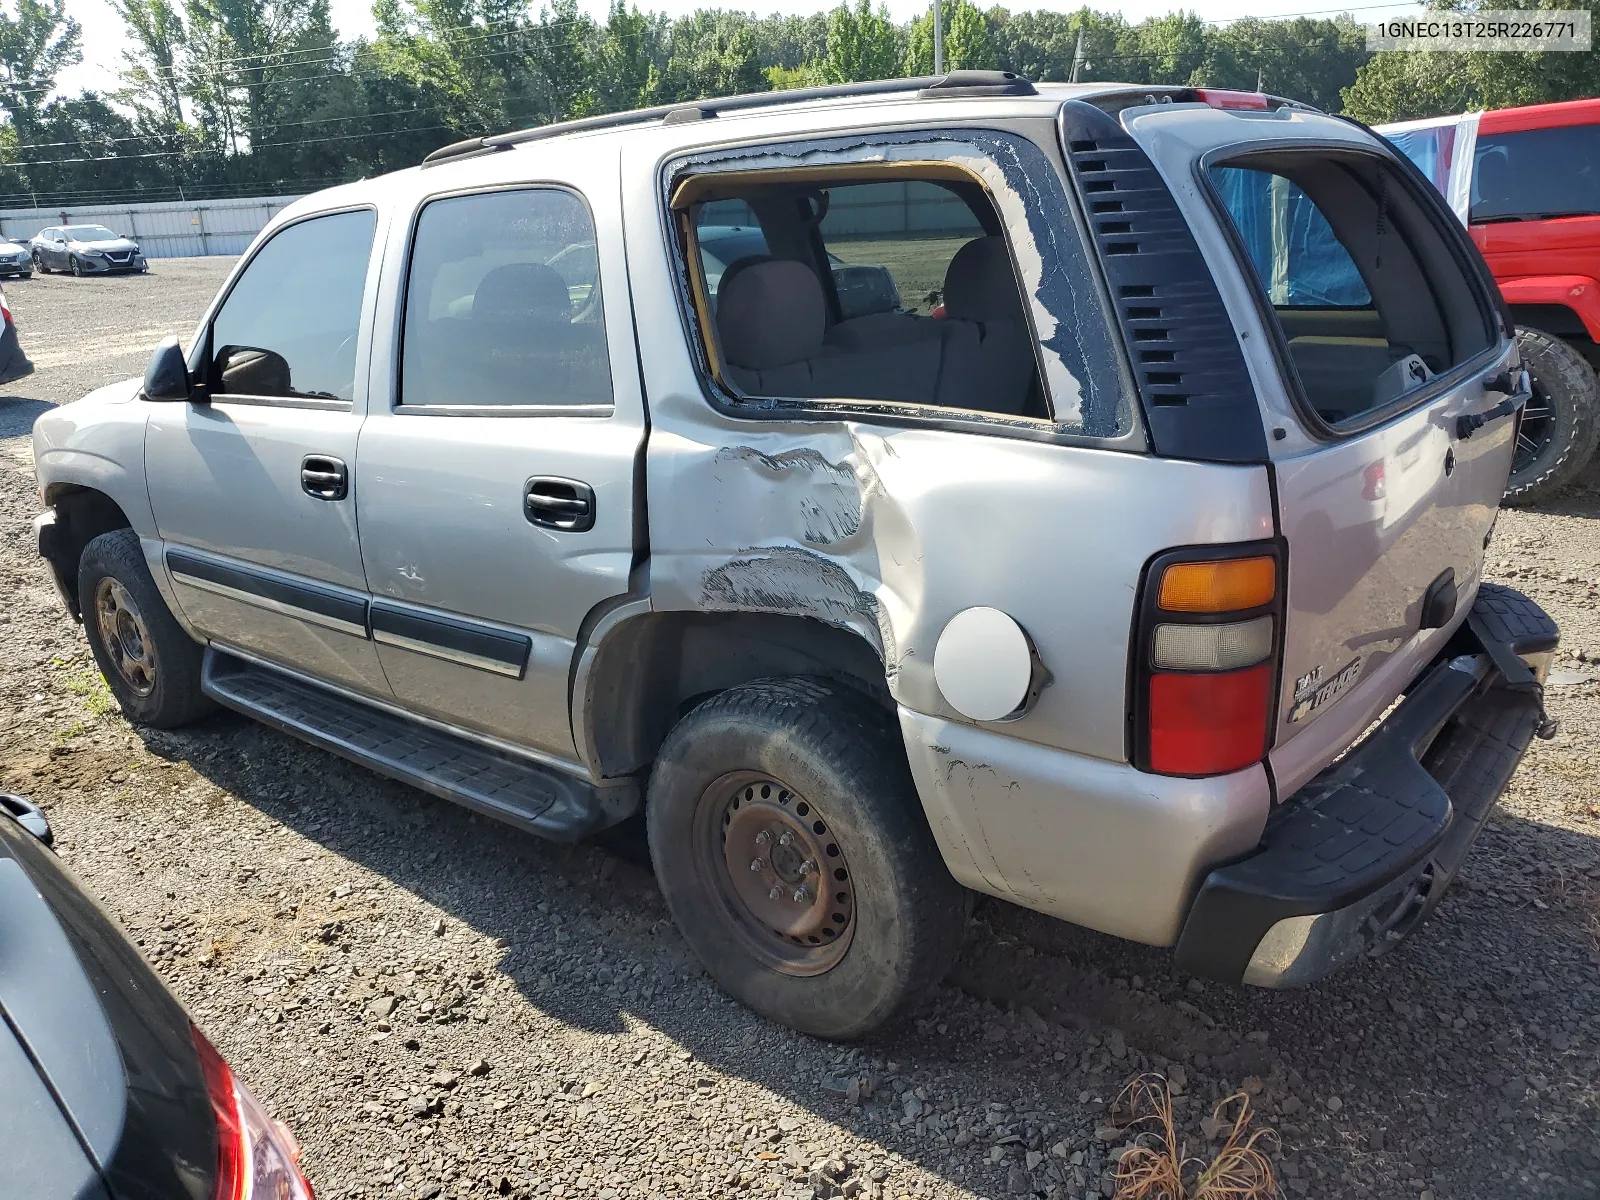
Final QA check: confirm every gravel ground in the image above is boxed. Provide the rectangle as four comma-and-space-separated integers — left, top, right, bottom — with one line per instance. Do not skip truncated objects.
0, 259, 1597, 1200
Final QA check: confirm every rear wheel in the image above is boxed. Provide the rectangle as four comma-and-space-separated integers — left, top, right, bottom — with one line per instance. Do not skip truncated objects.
1505, 327, 1600, 504
80, 529, 214, 728
646, 676, 968, 1039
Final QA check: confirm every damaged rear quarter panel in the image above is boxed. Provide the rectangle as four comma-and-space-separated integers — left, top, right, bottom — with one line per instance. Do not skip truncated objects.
621, 110, 1277, 932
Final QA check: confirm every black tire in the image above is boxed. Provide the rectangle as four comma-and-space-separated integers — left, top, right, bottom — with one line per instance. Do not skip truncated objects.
69, 256, 82, 277
1505, 327, 1600, 504
79, 529, 214, 728
19, 272, 30, 280
32, 252, 47, 275
646, 676, 967, 1039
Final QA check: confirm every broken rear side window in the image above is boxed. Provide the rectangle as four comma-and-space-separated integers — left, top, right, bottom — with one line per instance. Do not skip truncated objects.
1208, 152, 1495, 429
667, 131, 1131, 438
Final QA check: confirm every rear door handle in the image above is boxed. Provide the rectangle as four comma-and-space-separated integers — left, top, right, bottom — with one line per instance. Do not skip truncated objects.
301, 455, 348, 501
525, 477, 595, 532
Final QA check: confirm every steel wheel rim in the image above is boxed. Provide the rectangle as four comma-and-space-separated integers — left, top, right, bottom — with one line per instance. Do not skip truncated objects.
693, 771, 856, 977
94, 578, 156, 697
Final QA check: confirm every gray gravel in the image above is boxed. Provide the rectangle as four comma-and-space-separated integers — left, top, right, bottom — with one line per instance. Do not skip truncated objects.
0, 259, 1597, 1200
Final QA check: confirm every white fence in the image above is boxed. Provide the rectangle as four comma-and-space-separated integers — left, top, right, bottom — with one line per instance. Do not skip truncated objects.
0, 195, 303, 259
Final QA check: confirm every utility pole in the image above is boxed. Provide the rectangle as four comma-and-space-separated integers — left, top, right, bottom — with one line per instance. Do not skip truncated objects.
1070, 29, 1085, 82
933, 0, 944, 74
1256, 66, 1264, 92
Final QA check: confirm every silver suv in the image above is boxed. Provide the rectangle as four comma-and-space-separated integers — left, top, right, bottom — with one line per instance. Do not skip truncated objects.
32, 74, 1559, 1038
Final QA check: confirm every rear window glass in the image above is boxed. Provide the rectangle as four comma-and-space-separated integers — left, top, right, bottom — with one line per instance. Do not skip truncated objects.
400, 188, 612, 409
1472, 125, 1600, 222
1208, 154, 1493, 428
1211, 167, 1371, 308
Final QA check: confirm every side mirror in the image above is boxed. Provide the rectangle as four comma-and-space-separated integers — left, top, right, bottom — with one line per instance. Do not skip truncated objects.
143, 335, 192, 402
0, 791, 53, 845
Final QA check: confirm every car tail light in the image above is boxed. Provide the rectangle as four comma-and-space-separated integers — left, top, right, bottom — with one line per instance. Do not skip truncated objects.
1132, 545, 1283, 777
1192, 89, 1270, 111
0, 284, 11, 326
192, 1026, 315, 1200
1362, 460, 1387, 502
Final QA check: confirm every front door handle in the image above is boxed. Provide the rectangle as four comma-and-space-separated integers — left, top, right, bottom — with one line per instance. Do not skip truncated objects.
301, 455, 348, 501
525, 477, 595, 532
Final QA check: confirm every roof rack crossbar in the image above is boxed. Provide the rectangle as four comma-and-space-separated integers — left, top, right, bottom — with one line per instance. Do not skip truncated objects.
421, 71, 1037, 166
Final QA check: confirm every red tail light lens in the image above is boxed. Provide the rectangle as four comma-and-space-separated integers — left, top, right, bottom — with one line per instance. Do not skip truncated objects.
1148, 663, 1273, 775
1133, 544, 1283, 777
192, 1026, 316, 1200
1193, 89, 1270, 111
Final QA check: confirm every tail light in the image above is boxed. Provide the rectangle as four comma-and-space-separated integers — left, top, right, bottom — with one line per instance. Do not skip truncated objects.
1362, 460, 1387, 502
1132, 544, 1283, 777
0, 284, 11, 326
192, 1026, 316, 1200
1192, 89, 1270, 111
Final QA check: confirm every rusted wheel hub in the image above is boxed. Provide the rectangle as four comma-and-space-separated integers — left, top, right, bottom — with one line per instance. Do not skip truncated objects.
697, 773, 855, 976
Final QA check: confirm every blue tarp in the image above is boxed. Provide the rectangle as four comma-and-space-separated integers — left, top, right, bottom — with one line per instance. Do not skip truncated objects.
1210, 166, 1371, 308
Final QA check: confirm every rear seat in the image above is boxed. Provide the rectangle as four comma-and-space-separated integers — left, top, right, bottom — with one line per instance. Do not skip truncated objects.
717, 238, 1036, 415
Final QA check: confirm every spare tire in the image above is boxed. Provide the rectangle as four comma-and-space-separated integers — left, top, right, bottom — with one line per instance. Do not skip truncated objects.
1505, 327, 1600, 505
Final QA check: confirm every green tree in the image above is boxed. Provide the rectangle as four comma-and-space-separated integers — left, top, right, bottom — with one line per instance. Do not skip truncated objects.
945, 0, 995, 68
1202, 16, 1368, 108
592, 2, 661, 114
0, 0, 81, 133
111, 0, 187, 134
905, 0, 995, 74
1342, 0, 1600, 122
651, 10, 765, 103
820, 0, 897, 82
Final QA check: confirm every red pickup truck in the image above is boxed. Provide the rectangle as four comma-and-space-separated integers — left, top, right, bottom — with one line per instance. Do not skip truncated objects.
1382, 99, 1600, 502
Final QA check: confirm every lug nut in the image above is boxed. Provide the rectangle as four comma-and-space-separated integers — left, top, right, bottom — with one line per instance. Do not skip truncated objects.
792, 886, 810, 904
754, 830, 772, 846
778, 831, 794, 847
799, 859, 816, 876
768, 886, 783, 901
749, 857, 765, 872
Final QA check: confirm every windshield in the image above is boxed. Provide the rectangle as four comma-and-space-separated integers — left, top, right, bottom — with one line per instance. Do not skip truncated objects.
65, 225, 118, 242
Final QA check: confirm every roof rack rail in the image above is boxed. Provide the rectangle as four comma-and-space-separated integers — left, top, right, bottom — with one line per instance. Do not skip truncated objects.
421, 71, 1038, 167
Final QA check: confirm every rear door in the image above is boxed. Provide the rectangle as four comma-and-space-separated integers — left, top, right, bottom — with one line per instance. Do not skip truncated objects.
1128, 104, 1514, 794
354, 141, 645, 763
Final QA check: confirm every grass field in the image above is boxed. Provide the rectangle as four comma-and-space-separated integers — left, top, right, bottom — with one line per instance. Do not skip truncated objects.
827, 234, 972, 313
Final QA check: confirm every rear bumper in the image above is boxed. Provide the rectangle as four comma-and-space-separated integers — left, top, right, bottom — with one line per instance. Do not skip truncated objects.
1174, 584, 1557, 987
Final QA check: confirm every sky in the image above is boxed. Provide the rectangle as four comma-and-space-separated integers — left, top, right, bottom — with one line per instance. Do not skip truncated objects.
57, 0, 1425, 99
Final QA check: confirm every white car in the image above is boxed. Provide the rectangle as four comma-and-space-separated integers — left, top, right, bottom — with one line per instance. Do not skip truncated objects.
0, 239, 32, 279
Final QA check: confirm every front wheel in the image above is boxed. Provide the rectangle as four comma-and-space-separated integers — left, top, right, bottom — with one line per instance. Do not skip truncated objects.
646, 676, 968, 1039
69, 256, 83, 277
80, 529, 214, 728
1505, 327, 1600, 504
32, 252, 47, 275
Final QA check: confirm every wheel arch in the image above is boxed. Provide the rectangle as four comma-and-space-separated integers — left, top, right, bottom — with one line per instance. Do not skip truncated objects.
572, 608, 893, 782
41, 485, 135, 615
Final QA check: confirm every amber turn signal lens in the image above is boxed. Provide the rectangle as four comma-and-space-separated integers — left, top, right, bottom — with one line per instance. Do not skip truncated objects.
1157, 556, 1276, 613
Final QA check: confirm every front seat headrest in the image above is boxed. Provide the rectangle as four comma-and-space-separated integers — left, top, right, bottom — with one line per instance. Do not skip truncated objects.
943, 235, 1026, 325
473, 262, 572, 323
716, 259, 827, 370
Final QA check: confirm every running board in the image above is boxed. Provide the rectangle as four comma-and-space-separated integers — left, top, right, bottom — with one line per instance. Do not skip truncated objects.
201, 649, 636, 841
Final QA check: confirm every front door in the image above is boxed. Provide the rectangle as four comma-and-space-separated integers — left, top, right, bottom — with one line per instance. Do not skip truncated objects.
146, 206, 390, 697
354, 148, 644, 762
